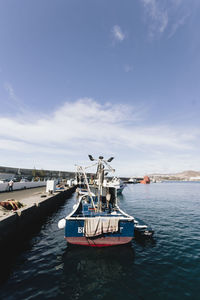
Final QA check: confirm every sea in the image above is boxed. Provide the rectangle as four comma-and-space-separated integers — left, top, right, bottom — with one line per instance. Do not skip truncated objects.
0, 182, 200, 300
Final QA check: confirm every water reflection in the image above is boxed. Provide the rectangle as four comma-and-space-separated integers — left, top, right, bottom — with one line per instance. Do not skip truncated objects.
60, 245, 135, 299
135, 237, 156, 249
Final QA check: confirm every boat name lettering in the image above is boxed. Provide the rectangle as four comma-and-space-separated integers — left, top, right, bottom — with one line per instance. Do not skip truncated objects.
78, 227, 123, 233
78, 227, 84, 233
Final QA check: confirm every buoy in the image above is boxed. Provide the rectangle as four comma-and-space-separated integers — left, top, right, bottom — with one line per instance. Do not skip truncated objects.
58, 218, 66, 229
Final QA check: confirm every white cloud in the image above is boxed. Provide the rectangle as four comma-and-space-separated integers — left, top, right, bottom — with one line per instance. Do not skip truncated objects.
168, 12, 190, 38
4, 82, 17, 100
0, 98, 200, 175
140, 0, 168, 37
140, 0, 194, 39
112, 25, 125, 42
4, 82, 26, 113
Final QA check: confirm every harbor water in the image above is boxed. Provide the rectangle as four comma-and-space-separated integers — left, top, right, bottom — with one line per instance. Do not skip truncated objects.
0, 182, 200, 299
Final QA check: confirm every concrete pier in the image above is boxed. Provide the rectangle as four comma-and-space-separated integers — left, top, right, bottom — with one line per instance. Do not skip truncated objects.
0, 186, 76, 248
0, 186, 46, 202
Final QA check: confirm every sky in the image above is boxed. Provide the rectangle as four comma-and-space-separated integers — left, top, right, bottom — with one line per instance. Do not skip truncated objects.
0, 0, 200, 176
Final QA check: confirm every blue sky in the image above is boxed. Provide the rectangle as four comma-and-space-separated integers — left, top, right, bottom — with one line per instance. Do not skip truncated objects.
0, 0, 200, 176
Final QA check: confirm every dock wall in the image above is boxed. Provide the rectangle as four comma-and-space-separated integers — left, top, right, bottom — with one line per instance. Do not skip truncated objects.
0, 186, 76, 248
0, 181, 46, 192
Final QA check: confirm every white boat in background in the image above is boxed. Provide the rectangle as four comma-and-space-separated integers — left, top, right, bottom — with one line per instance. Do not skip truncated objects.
103, 177, 125, 194
128, 177, 137, 183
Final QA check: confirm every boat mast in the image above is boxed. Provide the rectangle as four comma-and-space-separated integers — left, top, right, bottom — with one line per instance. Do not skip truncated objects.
88, 155, 115, 212
97, 156, 104, 212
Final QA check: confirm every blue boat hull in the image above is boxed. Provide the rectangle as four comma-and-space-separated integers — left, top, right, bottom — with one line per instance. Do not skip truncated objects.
65, 219, 134, 247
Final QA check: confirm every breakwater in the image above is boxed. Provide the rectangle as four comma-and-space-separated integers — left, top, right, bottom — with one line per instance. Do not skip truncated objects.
0, 165, 94, 181
0, 165, 76, 179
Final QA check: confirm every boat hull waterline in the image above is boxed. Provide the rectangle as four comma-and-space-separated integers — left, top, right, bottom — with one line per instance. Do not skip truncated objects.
65, 236, 133, 247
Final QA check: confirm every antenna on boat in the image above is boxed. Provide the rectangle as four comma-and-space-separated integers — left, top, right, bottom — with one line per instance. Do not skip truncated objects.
88, 155, 95, 161
107, 157, 114, 162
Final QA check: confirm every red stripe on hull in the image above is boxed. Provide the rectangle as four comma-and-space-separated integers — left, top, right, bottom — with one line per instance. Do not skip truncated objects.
65, 236, 133, 247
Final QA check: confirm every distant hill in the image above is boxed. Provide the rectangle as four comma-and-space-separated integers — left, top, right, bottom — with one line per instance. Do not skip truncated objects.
149, 170, 200, 179
175, 170, 200, 178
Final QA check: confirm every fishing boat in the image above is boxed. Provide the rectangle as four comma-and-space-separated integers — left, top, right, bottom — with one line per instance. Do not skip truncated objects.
58, 155, 135, 247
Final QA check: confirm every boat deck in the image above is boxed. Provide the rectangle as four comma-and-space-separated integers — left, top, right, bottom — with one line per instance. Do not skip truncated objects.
73, 210, 128, 218
71, 197, 131, 219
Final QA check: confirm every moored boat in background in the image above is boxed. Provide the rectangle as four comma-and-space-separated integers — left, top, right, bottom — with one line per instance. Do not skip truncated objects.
102, 177, 125, 194
140, 176, 150, 184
